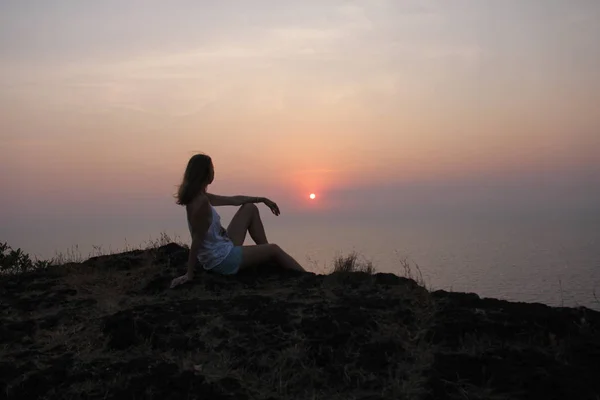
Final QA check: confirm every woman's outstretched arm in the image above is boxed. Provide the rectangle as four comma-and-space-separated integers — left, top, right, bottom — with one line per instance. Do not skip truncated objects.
207, 193, 280, 216
206, 193, 264, 206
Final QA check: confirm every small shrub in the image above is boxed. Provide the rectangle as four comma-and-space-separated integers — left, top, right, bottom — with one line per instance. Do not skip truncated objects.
0, 242, 51, 274
332, 251, 375, 274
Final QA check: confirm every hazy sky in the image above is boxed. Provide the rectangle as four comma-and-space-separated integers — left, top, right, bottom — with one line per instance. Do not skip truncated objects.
1, 1, 600, 256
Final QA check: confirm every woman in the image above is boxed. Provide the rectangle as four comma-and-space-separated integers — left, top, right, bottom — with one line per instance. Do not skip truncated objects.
170, 153, 306, 289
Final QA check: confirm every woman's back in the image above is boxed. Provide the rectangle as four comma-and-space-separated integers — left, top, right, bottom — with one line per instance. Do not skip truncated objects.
188, 203, 234, 269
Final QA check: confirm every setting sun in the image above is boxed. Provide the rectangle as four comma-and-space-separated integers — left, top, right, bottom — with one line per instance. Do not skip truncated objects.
309, 193, 316, 200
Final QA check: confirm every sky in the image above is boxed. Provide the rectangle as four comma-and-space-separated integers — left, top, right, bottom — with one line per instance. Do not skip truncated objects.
1, 0, 600, 257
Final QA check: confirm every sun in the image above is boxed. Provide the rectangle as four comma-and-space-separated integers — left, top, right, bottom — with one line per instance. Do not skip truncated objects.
309, 193, 316, 200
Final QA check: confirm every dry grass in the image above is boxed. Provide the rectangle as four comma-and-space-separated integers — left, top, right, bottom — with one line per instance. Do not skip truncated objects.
50, 244, 86, 265
331, 251, 375, 274
143, 231, 188, 250
48, 231, 187, 267
394, 252, 428, 288
328, 249, 429, 290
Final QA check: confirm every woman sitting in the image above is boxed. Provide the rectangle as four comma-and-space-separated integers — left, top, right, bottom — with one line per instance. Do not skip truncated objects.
170, 153, 306, 289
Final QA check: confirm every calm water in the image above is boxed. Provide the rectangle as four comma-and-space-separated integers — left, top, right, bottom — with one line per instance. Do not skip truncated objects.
272, 218, 600, 310
6, 208, 600, 310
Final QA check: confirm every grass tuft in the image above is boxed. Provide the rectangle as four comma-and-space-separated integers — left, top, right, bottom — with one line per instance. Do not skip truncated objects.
394, 251, 428, 288
331, 251, 375, 274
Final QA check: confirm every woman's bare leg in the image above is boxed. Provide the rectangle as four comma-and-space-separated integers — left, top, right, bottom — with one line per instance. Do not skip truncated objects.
240, 244, 305, 272
227, 203, 268, 246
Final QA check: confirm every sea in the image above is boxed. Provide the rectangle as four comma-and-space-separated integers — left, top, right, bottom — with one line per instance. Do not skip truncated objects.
4, 207, 599, 311
268, 213, 600, 310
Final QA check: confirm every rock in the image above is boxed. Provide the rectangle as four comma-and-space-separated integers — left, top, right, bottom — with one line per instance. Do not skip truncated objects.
1, 245, 599, 399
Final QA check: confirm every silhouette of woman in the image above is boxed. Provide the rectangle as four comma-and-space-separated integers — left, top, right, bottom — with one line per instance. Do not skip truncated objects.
170, 154, 305, 288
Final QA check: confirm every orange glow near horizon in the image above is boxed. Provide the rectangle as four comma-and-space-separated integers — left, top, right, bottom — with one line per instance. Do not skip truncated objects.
1, 1, 600, 222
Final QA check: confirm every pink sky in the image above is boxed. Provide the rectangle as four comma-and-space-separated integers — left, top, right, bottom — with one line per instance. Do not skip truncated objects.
1, 1, 600, 256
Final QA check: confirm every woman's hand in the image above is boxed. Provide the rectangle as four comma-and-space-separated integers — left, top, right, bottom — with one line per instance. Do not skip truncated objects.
262, 198, 280, 216
170, 272, 193, 289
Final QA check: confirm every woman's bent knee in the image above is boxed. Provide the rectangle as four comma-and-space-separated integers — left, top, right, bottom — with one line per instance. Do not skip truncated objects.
241, 203, 258, 213
269, 243, 283, 259
270, 243, 281, 252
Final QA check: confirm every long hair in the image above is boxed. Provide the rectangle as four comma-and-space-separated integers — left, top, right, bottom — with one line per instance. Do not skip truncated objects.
175, 154, 213, 206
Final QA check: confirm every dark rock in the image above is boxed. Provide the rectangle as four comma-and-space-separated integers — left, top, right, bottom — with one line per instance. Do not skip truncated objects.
0, 320, 36, 344
1, 246, 599, 400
